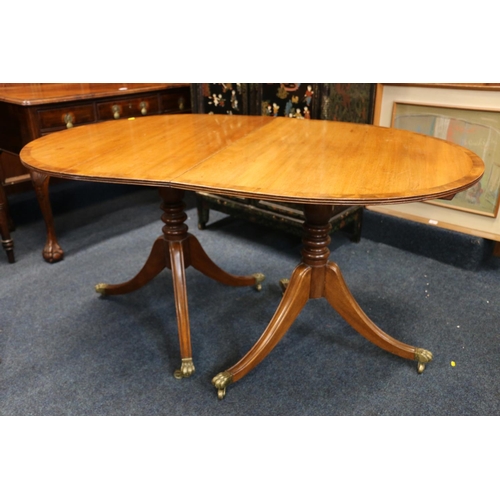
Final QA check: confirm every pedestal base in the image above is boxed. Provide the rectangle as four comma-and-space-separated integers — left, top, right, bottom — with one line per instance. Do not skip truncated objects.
213, 204, 432, 399
95, 187, 265, 378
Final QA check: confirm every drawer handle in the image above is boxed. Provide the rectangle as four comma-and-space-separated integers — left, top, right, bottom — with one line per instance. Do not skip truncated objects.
64, 113, 74, 129
178, 97, 185, 111
112, 105, 121, 119
140, 101, 148, 115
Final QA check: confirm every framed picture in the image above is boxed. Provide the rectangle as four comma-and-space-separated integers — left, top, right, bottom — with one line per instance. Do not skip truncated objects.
370, 83, 500, 242
391, 101, 500, 218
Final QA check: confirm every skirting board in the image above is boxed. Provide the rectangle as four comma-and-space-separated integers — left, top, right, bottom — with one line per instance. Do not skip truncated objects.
367, 204, 500, 242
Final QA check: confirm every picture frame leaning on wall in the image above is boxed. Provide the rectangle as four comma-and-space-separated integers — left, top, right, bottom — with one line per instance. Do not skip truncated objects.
392, 101, 500, 218
370, 84, 500, 244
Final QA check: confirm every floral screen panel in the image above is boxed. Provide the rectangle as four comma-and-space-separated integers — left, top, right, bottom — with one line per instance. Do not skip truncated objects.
260, 84, 319, 119
199, 83, 249, 115
193, 84, 376, 123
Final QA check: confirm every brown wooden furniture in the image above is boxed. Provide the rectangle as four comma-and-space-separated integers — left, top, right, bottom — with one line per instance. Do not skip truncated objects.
0, 180, 14, 263
191, 84, 376, 242
20, 114, 483, 399
0, 83, 191, 262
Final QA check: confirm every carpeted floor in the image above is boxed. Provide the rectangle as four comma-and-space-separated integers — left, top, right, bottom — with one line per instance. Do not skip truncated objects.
1, 181, 500, 415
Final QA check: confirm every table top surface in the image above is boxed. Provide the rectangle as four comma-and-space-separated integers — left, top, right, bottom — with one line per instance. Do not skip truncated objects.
0, 83, 187, 106
19, 114, 484, 206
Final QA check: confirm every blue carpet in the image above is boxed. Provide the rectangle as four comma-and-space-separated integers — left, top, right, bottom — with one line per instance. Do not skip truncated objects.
1, 181, 500, 416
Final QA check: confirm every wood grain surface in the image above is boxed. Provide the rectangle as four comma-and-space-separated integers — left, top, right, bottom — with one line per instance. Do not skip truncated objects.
20, 114, 484, 205
0, 83, 188, 106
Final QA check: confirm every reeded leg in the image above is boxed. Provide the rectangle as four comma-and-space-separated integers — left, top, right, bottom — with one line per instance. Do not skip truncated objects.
167, 239, 194, 379
324, 261, 432, 371
159, 187, 263, 379
212, 264, 311, 399
96, 237, 166, 296
30, 171, 64, 263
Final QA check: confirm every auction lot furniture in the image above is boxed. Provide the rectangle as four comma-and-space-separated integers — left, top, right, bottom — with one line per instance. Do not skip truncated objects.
0, 83, 190, 262
20, 114, 483, 399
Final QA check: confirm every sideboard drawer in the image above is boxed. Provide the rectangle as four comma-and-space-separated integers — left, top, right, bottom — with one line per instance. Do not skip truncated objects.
38, 104, 96, 132
161, 88, 191, 113
97, 95, 160, 121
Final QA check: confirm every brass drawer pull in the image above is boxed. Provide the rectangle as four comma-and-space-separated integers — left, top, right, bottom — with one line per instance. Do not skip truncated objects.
112, 105, 121, 119
140, 101, 148, 115
64, 113, 74, 128
178, 97, 185, 111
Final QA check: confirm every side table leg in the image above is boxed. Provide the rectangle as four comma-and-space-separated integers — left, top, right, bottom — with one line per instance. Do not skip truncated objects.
0, 182, 15, 263
30, 171, 64, 263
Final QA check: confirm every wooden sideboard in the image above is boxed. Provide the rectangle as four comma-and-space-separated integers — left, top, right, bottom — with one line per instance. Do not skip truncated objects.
0, 83, 191, 262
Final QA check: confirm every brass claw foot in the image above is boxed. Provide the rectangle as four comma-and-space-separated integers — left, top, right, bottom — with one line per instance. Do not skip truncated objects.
212, 371, 233, 400
95, 283, 109, 295
415, 348, 433, 374
253, 273, 265, 291
279, 278, 289, 295
174, 358, 195, 379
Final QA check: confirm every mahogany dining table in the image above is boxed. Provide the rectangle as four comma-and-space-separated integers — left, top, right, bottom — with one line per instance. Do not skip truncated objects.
19, 114, 484, 399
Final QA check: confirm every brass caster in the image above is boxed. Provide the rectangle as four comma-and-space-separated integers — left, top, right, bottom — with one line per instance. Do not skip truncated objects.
415, 348, 433, 374
279, 278, 289, 295
95, 283, 109, 295
174, 357, 195, 379
212, 371, 233, 400
253, 273, 265, 291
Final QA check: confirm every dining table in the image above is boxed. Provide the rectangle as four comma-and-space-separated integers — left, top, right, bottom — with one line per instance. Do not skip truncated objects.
19, 114, 484, 399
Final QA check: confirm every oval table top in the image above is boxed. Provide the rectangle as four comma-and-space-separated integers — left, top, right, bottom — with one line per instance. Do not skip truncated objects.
20, 114, 484, 206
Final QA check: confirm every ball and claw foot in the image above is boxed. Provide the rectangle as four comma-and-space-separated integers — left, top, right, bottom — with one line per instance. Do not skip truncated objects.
174, 358, 195, 379
43, 242, 64, 263
95, 283, 109, 295
415, 348, 433, 374
212, 371, 233, 400
253, 273, 265, 291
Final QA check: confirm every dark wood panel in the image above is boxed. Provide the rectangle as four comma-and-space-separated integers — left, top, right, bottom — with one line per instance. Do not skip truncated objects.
0, 84, 192, 195
161, 87, 191, 113
38, 103, 96, 131
97, 95, 160, 120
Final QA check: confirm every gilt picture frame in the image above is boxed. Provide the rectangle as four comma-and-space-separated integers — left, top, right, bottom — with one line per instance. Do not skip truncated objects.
370, 83, 500, 241
391, 101, 500, 218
